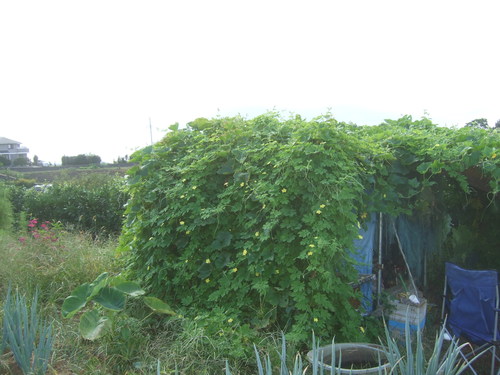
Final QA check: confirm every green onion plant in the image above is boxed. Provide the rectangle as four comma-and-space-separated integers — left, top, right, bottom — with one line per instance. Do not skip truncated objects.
1, 287, 54, 375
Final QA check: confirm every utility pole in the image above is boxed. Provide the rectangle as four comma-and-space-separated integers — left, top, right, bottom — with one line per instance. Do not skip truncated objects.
149, 117, 153, 145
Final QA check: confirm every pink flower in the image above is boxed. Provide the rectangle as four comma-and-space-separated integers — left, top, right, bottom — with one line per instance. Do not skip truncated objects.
19, 237, 26, 243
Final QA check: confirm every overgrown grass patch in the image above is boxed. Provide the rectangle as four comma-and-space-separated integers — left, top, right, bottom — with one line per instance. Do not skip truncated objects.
0, 229, 121, 305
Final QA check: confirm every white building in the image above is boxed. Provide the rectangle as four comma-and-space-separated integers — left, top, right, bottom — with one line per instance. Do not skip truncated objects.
0, 137, 30, 162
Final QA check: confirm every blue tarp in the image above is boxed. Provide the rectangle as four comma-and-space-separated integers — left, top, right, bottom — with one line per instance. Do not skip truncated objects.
352, 213, 377, 313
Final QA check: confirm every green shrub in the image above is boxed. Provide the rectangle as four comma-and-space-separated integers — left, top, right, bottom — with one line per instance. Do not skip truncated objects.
0, 183, 13, 231
120, 114, 376, 343
22, 174, 128, 236
61, 154, 101, 166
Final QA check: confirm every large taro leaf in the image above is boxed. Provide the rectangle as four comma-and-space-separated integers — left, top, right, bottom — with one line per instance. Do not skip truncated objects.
88, 272, 110, 299
62, 283, 92, 318
143, 297, 176, 315
79, 309, 110, 340
113, 281, 146, 297
92, 286, 126, 311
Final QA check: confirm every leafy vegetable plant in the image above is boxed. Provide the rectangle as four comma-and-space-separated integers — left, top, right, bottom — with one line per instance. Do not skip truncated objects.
62, 272, 175, 340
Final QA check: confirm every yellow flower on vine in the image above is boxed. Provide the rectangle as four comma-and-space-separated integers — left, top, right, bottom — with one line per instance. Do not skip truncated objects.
180, 195, 185, 199
360, 212, 368, 219
232, 268, 238, 273
255, 231, 260, 237
309, 244, 315, 248
492, 153, 497, 159
179, 221, 185, 225
313, 317, 319, 322
275, 269, 280, 274
205, 259, 211, 264
316, 210, 322, 214
227, 318, 233, 323
307, 251, 313, 256
360, 326, 365, 334
186, 230, 191, 235
242, 249, 248, 256
240, 182, 245, 187
205, 278, 210, 283
358, 235, 363, 239
320, 204, 326, 208
255, 272, 260, 277
281, 188, 287, 193
182, 178, 187, 182
192, 186, 197, 190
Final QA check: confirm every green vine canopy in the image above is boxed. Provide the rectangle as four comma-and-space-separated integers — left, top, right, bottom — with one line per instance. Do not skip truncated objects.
119, 113, 499, 342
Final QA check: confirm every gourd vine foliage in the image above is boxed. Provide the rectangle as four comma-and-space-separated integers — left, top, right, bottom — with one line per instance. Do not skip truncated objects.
360, 116, 499, 217
119, 113, 378, 342
119, 113, 499, 342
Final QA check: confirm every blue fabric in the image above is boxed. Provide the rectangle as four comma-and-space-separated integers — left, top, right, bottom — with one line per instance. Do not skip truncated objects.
388, 317, 426, 332
352, 214, 377, 313
445, 262, 499, 345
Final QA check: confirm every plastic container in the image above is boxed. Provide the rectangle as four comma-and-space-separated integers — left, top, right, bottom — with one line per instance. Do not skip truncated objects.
387, 297, 427, 335
307, 343, 390, 374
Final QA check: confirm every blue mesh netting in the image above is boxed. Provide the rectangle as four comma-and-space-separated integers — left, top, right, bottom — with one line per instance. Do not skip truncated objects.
351, 213, 450, 313
385, 214, 450, 287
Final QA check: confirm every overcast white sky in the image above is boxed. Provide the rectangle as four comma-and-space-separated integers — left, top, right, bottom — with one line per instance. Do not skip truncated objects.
1, 1, 499, 164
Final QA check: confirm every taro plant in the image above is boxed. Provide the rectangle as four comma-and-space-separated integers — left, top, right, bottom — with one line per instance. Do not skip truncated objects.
1, 287, 54, 375
62, 272, 175, 340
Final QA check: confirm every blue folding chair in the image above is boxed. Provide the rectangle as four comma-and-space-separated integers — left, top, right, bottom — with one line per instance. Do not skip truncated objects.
441, 262, 500, 375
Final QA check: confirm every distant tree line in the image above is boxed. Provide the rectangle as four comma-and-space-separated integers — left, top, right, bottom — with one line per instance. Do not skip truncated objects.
0, 156, 29, 167
61, 154, 101, 166
466, 118, 500, 129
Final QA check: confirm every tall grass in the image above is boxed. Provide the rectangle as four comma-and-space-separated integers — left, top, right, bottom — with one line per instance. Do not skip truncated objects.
0, 228, 120, 305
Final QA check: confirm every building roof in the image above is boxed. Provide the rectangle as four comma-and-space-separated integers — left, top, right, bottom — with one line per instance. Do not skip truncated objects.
0, 137, 21, 145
